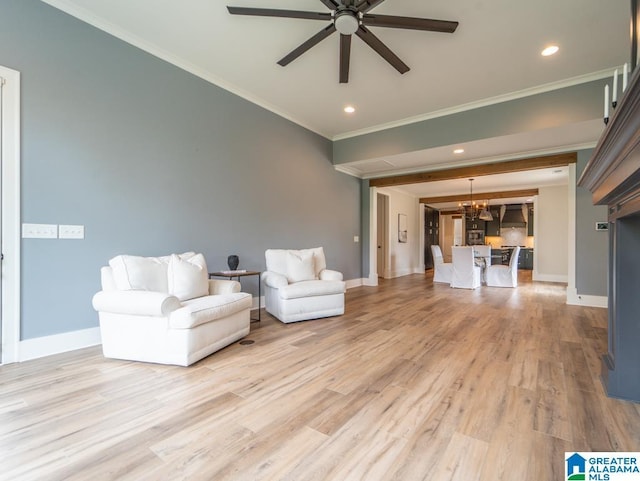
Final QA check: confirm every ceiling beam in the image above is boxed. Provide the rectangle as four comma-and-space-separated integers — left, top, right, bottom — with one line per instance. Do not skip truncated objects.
368, 152, 577, 188
420, 188, 539, 205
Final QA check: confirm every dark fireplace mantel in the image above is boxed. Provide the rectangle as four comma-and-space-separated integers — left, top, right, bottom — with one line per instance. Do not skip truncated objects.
578, 63, 640, 403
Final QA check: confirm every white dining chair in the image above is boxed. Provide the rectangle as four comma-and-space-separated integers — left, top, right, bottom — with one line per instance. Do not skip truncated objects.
486, 246, 520, 287
431, 245, 453, 284
451, 246, 482, 289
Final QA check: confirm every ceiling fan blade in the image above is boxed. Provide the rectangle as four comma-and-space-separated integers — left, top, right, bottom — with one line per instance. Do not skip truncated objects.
356, 0, 386, 13
278, 24, 337, 66
363, 14, 458, 33
339, 34, 352, 83
227, 7, 331, 21
318, 0, 339, 10
356, 25, 409, 74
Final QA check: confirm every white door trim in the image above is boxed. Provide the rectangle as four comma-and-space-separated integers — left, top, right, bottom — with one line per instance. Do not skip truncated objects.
1, 65, 21, 364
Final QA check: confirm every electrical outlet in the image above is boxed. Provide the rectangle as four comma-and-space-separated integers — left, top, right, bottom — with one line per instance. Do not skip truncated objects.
59, 224, 84, 239
22, 223, 57, 239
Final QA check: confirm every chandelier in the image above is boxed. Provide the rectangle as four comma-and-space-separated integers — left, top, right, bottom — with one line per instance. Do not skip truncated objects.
458, 178, 493, 221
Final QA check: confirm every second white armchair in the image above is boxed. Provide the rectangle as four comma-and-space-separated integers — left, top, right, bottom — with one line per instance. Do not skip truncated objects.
262, 247, 346, 323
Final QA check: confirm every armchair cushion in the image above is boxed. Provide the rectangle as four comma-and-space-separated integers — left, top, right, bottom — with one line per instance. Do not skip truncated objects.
285, 250, 316, 283
170, 293, 252, 329
167, 253, 209, 301
278, 279, 346, 300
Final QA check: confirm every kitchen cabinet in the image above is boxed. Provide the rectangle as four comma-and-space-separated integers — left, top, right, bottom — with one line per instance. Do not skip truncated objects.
527, 204, 534, 236
465, 217, 485, 231
519, 248, 533, 270
424, 207, 440, 269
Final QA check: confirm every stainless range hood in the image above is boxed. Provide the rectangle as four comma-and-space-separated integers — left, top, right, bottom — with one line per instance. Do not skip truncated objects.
501, 204, 527, 227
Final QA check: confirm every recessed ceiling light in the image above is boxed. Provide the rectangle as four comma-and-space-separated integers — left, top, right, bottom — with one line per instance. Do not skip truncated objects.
453, 148, 465, 154
344, 105, 355, 114
541, 45, 559, 57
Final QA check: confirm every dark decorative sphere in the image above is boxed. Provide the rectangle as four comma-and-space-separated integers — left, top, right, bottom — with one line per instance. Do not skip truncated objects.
227, 255, 239, 271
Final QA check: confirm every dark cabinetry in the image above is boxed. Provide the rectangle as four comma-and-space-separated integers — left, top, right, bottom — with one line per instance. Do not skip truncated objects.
465, 217, 485, 231
518, 248, 534, 270
424, 207, 440, 269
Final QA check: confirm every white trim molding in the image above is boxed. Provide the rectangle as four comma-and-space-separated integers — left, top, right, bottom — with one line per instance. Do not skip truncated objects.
1, 65, 21, 365
18, 327, 101, 362
532, 273, 569, 283
566, 288, 608, 308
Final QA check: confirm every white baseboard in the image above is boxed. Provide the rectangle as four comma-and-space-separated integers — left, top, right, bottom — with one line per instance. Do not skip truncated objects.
566, 288, 608, 308
532, 272, 568, 283
385, 268, 417, 279
18, 327, 101, 362
346, 278, 370, 289
363, 275, 378, 286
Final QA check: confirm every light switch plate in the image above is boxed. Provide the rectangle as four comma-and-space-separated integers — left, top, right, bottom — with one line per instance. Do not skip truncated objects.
59, 224, 84, 239
354, 235, 359, 242
22, 223, 58, 239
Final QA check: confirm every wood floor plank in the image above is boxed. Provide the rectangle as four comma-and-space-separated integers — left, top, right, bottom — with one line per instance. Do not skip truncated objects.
1, 270, 638, 481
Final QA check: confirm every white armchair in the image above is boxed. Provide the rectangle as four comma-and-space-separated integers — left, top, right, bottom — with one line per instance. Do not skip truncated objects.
451, 246, 482, 289
262, 247, 346, 323
431, 245, 453, 284
486, 246, 520, 288
92, 252, 252, 366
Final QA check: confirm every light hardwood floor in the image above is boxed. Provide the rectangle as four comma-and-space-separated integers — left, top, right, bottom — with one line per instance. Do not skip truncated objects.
1, 271, 639, 481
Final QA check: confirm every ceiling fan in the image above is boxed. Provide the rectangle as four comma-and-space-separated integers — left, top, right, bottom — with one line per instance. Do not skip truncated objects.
227, 0, 458, 83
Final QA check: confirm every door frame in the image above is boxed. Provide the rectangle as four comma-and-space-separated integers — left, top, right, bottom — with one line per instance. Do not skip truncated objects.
1, 65, 21, 364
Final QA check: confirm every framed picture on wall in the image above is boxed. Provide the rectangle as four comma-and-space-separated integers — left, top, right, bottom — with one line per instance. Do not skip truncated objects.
398, 213, 408, 243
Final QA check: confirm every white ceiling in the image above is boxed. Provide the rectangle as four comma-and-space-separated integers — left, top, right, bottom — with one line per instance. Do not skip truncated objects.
41, 0, 630, 201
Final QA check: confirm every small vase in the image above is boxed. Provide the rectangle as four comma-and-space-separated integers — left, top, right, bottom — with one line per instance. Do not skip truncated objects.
227, 255, 239, 271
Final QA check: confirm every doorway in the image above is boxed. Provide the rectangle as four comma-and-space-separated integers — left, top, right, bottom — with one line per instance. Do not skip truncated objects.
1, 65, 21, 364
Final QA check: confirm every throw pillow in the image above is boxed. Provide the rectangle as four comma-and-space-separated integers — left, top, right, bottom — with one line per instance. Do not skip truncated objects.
167, 253, 209, 301
109, 255, 169, 292
285, 250, 316, 283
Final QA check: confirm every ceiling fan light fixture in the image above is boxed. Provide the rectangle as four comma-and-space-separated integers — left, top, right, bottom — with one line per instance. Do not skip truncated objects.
335, 11, 359, 35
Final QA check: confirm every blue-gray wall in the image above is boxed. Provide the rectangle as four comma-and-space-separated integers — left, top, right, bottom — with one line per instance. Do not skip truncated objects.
0, 0, 361, 340
576, 149, 609, 296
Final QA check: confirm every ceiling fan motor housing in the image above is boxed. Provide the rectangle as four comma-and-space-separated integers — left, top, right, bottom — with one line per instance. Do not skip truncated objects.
334, 10, 359, 35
